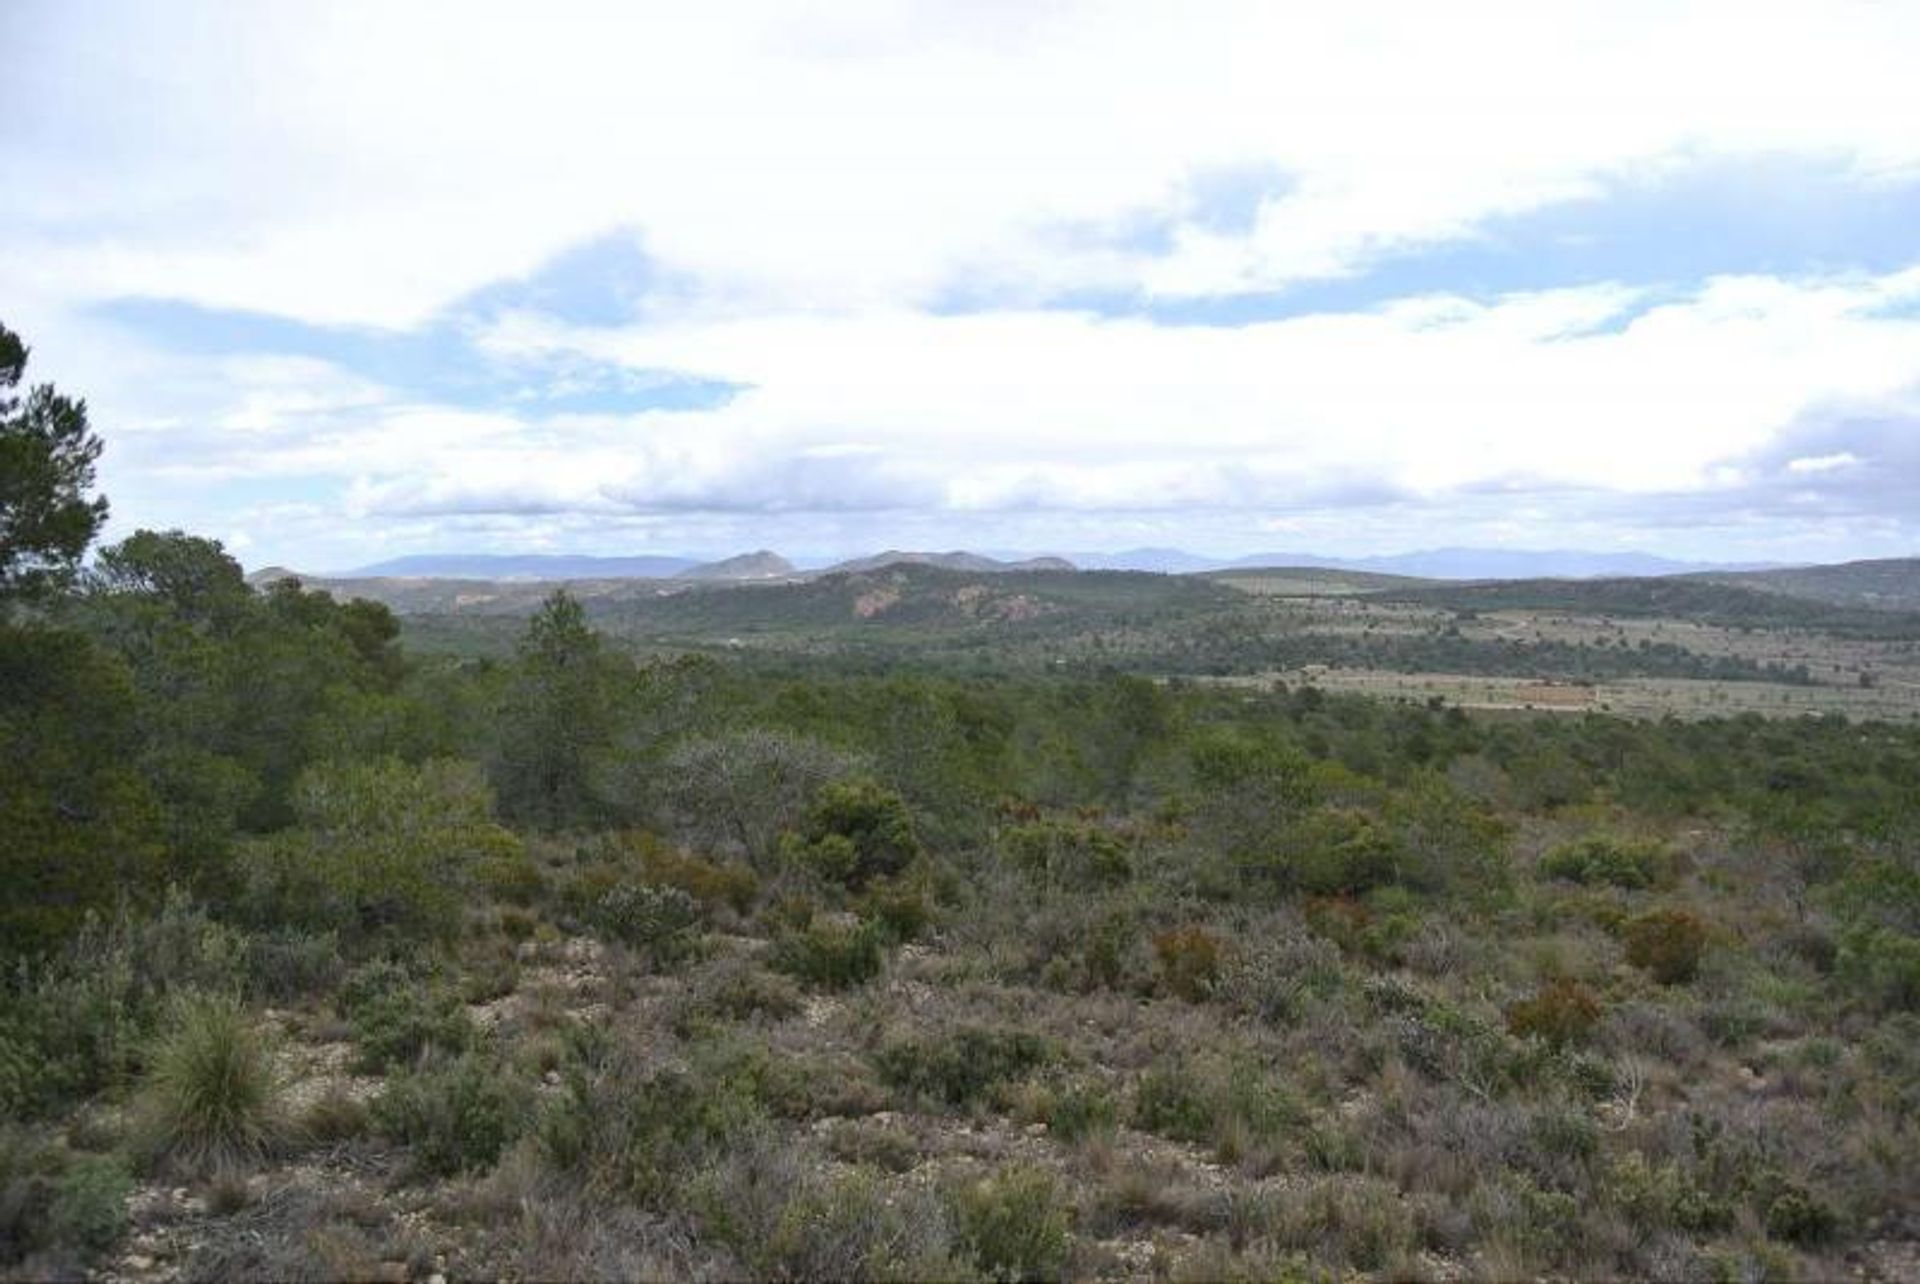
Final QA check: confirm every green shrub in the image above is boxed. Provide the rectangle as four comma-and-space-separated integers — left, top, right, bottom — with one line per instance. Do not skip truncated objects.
1132, 1066, 1214, 1143
1623, 909, 1709, 984
1837, 926, 1920, 1013
0, 896, 249, 1120
671, 958, 805, 1035
855, 874, 934, 944
1132, 1059, 1300, 1159
758, 1168, 961, 1281
952, 1165, 1071, 1282
372, 1053, 531, 1177
1001, 818, 1132, 889
786, 779, 922, 890
475, 847, 546, 905
46, 1154, 132, 1255
1764, 1185, 1838, 1246
1505, 979, 1603, 1047
1044, 1079, 1120, 1143
1292, 808, 1406, 896
1538, 834, 1671, 889
537, 1060, 759, 1206
339, 960, 474, 1072
768, 917, 885, 990
875, 1026, 1052, 1109
1, 1128, 132, 1269
137, 992, 281, 1176
1153, 925, 1224, 1001
236, 758, 518, 944
591, 882, 703, 967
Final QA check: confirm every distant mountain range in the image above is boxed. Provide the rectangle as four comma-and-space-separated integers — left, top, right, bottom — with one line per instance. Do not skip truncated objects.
345, 553, 700, 579
824, 550, 1076, 575
1073, 547, 1782, 578
327, 545, 1796, 584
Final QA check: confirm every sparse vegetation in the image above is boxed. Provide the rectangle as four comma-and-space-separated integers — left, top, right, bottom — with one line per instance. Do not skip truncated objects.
4, 318, 1920, 1278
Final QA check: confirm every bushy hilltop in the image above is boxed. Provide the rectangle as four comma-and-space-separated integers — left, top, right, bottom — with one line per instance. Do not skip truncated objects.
1372, 574, 1920, 635
1692, 557, 1920, 613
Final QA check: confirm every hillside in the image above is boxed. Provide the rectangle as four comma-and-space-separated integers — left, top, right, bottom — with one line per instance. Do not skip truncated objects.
1691, 557, 1920, 612
677, 550, 799, 581
1199, 565, 1430, 596
824, 550, 1077, 575
1369, 574, 1920, 634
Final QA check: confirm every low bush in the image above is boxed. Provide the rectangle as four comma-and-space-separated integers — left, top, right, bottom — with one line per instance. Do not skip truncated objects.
952, 1165, 1071, 1282
1001, 818, 1132, 889
758, 1167, 963, 1281
670, 958, 805, 1035
372, 1053, 531, 1177
768, 917, 886, 990
46, 1154, 133, 1256
591, 883, 703, 968
1, 1129, 132, 1271
875, 1026, 1052, 1109
1043, 1078, 1121, 1143
1538, 834, 1672, 889
339, 960, 474, 1072
784, 779, 922, 890
1505, 979, 1604, 1047
1623, 909, 1709, 985
1132, 1058, 1301, 1162
537, 1058, 760, 1207
1153, 925, 1224, 1001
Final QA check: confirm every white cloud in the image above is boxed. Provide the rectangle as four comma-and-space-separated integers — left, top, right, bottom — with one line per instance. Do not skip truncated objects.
7, 1, 1920, 327
7, 0, 1920, 565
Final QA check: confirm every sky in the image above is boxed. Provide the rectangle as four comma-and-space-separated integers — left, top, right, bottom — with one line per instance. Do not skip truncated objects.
4, 1, 1920, 571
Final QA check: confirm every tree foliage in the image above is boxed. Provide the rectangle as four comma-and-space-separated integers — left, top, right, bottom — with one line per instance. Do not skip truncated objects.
0, 321, 108, 603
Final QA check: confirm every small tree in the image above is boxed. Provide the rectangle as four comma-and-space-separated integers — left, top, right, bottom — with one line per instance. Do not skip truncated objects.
0, 322, 109, 603
493, 590, 623, 829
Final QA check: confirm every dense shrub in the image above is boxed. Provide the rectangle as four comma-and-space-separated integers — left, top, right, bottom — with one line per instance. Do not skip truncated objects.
1624, 909, 1710, 984
372, 1053, 531, 1177
785, 778, 922, 890
537, 1058, 760, 1207
1291, 808, 1406, 896
1505, 979, 1604, 1047
339, 960, 474, 1072
0, 894, 250, 1120
952, 1165, 1071, 1282
753, 1166, 961, 1281
875, 1026, 1052, 1108
767, 917, 886, 990
45, 1155, 132, 1256
1153, 925, 1225, 1001
1538, 834, 1672, 889
237, 758, 521, 943
1132, 1057, 1301, 1160
1, 1130, 132, 1270
1001, 818, 1132, 889
591, 882, 703, 968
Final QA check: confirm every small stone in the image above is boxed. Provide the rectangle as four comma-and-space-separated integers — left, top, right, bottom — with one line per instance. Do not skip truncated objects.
428, 1274, 448, 1284
370, 1262, 410, 1284
1024, 1122, 1048, 1137
126, 1254, 154, 1271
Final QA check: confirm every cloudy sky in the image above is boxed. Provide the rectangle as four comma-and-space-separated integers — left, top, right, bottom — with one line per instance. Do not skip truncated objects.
5, 1, 1919, 570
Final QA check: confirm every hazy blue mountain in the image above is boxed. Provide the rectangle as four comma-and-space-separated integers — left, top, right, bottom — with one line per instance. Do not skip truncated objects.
677, 550, 800, 580
1072, 548, 1226, 573
1223, 548, 1782, 579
